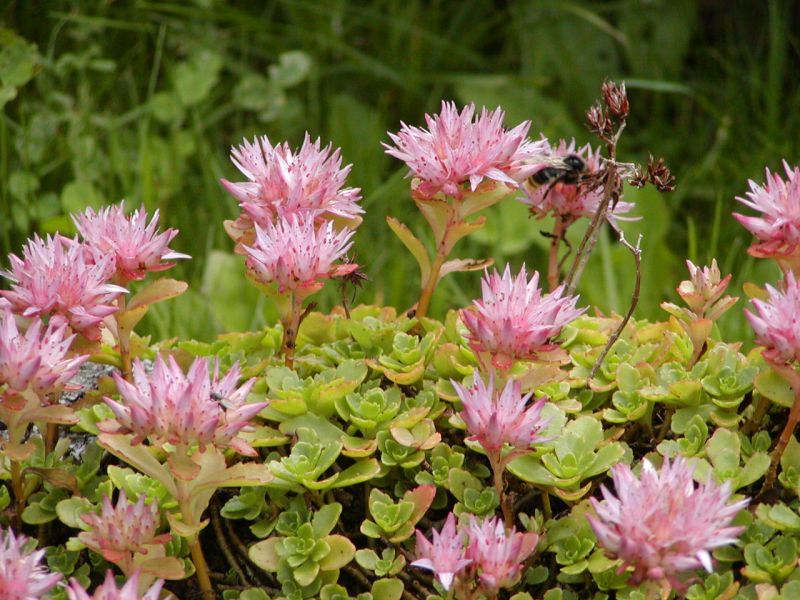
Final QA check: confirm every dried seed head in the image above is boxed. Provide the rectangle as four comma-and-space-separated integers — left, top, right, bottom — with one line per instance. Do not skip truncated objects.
586, 102, 613, 139
601, 79, 629, 120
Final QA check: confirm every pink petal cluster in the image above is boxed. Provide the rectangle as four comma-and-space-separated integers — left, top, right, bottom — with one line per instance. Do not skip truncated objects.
0, 235, 126, 341
520, 138, 635, 223
455, 375, 549, 454
66, 571, 164, 600
0, 528, 62, 600
678, 260, 737, 319
411, 514, 538, 593
746, 271, 800, 365
73, 202, 190, 283
101, 355, 266, 456
242, 214, 357, 297
384, 101, 548, 200
587, 457, 748, 588
0, 310, 87, 400
461, 265, 585, 369
221, 133, 363, 228
464, 516, 539, 592
79, 491, 170, 565
410, 513, 471, 590
733, 161, 800, 267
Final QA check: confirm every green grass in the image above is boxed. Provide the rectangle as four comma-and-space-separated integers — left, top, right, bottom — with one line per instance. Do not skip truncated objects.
1, 0, 798, 342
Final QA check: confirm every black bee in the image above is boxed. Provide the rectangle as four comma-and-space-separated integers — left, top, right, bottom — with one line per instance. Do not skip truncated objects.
528, 153, 587, 187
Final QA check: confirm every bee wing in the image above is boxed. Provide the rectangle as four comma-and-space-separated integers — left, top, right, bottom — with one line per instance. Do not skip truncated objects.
516, 154, 571, 180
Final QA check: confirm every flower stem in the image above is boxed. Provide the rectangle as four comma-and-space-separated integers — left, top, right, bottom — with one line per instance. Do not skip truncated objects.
489, 452, 512, 529
540, 487, 552, 522
416, 250, 447, 320
178, 495, 214, 597
190, 538, 214, 597
45, 423, 58, 454
116, 295, 132, 381
281, 293, 303, 369
764, 364, 800, 491
547, 217, 566, 291
7, 424, 26, 527
10, 457, 25, 527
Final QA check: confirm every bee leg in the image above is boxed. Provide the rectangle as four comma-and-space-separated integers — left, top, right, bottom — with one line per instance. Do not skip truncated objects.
558, 235, 574, 271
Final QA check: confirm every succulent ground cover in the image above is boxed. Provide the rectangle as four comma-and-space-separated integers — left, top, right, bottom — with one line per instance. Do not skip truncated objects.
1, 81, 800, 600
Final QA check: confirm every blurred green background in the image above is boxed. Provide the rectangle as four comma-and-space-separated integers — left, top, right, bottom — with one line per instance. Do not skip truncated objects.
1, 0, 796, 343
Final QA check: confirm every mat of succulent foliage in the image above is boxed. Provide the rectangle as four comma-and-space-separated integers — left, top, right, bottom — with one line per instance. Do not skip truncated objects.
3, 81, 800, 600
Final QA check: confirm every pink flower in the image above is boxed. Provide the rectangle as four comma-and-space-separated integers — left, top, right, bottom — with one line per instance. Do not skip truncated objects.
221, 133, 363, 228
73, 202, 190, 283
79, 491, 170, 566
1, 235, 126, 341
587, 457, 748, 588
460, 265, 585, 369
384, 101, 547, 200
733, 161, 800, 269
242, 214, 357, 298
455, 375, 549, 455
66, 570, 164, 600
677, 260, 737, 319
746, 271, 800, 365
520, 138, 635, 223
464, 516, 539, 592
0, 310, 87, 400
0, 528, 62, 600
411, 513, 471, 590
101, 355, 266, 456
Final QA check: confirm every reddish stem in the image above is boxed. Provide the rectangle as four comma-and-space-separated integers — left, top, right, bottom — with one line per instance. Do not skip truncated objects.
547, 217, 567, 291
763, 362, 800, 492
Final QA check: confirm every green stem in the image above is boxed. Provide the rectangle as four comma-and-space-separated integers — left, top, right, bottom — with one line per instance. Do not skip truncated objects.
540, 487, 552, 522
10, 457, 25, 527
177, 488, 214, 598
416, 250, 447, 320
116, 294, 132, 381
6, 421, 27, 528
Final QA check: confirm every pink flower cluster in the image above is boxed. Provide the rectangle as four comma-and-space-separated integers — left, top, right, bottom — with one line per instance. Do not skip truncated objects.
221, 133, 363, 228
411, 513, 538, 593
73, 202, 189, 283
1, 201, 187, 342
101, 355, 266, 456
734, 161, 800, 270
79, 491, 170, 566
0, 309, 87, 401
520, 138, 635, 224
0, 528, 62, 600
384, 101, 547, 200
1, 235, 126, 341
454, 375, 549, 455
221, 134, 362, 299
746, 271, 800, 365
461, 265, 585, 369
66, 571, 164, 600
243, 215, 357, 297
587, 457, 748, 588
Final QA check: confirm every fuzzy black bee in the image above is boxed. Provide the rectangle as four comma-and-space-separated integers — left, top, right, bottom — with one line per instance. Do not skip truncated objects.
528, 153, 587, 187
